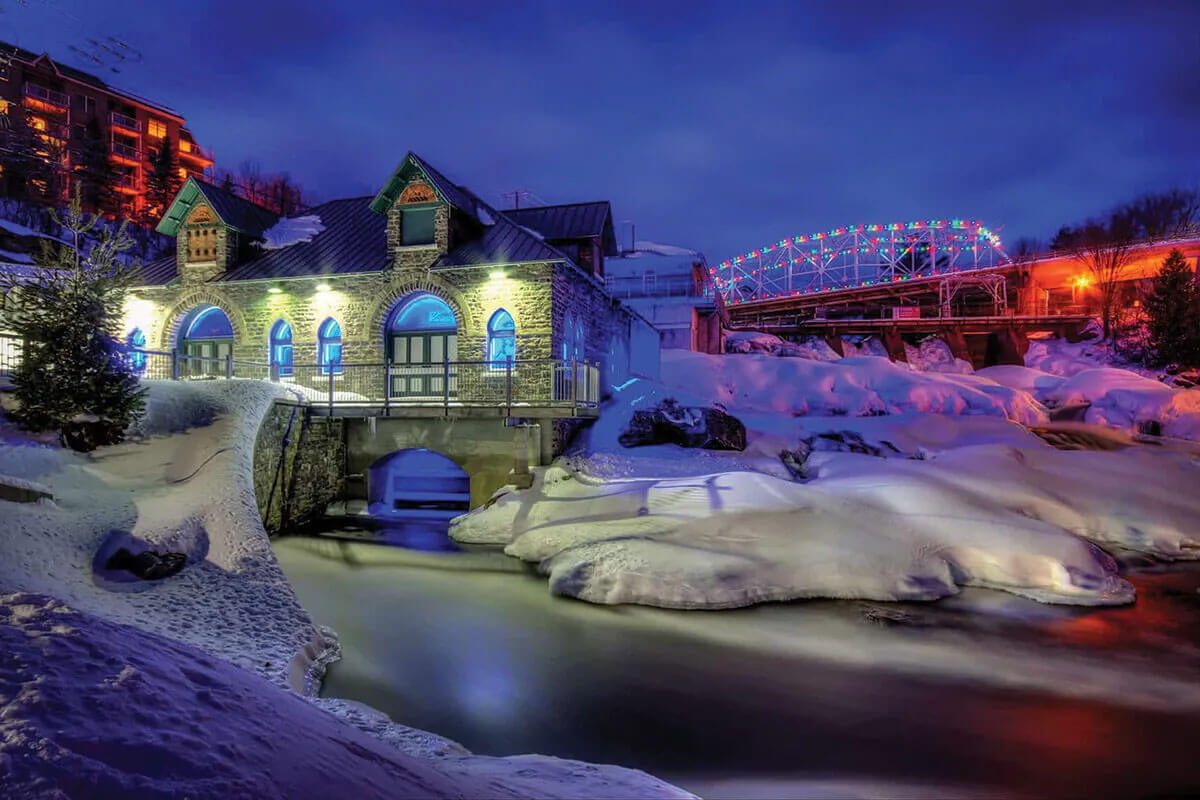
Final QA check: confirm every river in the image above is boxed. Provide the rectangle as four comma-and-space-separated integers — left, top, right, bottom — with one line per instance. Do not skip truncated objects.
274, 525, 1200, 799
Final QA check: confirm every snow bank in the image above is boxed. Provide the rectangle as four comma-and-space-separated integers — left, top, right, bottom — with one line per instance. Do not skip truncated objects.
0, 593, 690, 800
725, 330, 841, 360
452, 350, 1200, 611
261, 214, 325, 249
0, 380, 692, 799
454, 424, 1200, 609
658, 350, 1046, 424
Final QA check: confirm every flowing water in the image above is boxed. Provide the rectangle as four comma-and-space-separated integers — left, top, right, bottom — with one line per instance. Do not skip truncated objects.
274, 522, 1200, 799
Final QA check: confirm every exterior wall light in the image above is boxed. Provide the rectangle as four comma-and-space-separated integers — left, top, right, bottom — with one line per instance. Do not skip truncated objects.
489, 269, 507, 280
267, 286, 283, 294
315, 283, 332, 293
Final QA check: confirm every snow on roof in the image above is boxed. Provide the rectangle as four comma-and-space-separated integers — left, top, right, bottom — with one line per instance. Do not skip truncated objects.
632, 240, 701, 257
261, 215, 325, 250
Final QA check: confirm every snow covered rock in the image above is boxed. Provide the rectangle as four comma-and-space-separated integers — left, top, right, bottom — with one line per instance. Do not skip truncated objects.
619, 399, 746, 451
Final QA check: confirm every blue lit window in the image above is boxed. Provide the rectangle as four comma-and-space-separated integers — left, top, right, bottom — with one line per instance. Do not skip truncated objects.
269, 319, 293, 377
487, 308, 516, 367
185, 306, 234, 339
389, 293, 457, 331
127, 327, 146, 373
318, 318, 342, 375
562, 314, 574, 362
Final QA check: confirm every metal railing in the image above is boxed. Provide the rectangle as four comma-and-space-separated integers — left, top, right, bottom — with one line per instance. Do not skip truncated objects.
24, 82, 70, 108
178, 140, 214, 162
604, 275, 709, 299
110, 141, 141, 161
109, 112, 141, 133
0, 334, 600, 416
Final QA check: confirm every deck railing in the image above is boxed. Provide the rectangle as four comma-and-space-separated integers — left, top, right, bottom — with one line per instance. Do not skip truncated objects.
0, 334, 600, 415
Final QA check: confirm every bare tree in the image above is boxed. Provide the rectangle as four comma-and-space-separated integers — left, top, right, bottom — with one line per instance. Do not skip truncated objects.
1057, 215, 1137, 341
1119, 188, 1200, 241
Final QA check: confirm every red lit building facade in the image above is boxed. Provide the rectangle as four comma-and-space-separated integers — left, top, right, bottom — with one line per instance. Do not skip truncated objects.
0, 42, 213, 219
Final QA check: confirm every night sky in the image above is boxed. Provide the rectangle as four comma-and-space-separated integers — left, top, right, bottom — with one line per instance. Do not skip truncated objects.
6, 0, 1199, 261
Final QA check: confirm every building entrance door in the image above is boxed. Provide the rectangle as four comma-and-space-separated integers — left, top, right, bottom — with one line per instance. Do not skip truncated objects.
389, 330, 458, 398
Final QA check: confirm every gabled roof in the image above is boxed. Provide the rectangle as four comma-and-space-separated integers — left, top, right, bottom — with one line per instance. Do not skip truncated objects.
433, 213, 570, 270
369, 151, 485, 217
155, 178, 279, 238
0, 40, 183, 118
504, 201, 609, 239
220, 197, 388, 281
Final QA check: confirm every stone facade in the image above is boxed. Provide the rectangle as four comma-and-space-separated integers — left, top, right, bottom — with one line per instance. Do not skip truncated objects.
253, 403, 344, 534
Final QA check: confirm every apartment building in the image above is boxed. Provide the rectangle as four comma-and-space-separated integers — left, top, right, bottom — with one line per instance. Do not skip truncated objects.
0, 41, 213, 219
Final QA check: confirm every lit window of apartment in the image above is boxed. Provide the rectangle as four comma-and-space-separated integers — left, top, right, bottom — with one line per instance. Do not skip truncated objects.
28, 116, 47, 131
148, 119, 166, 139
177, 167, 188, 181
179, 139, 193, 153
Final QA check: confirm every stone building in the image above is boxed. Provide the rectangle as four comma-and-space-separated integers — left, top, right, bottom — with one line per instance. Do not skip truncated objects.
121, 152, 660, 507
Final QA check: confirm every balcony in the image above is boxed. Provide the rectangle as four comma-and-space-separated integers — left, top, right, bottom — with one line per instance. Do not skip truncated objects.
109, 112, 141, 134
113, 174, 140, 195
178, 140, 214, 165
23, 83, 70, 112
110, 141, 141, 165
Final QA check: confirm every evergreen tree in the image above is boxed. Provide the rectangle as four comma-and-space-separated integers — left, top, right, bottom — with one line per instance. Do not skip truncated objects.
76, 118, 117, 216
1144, 248, 1200, 367
145, 139, 181, 220
3, 190, 145, 450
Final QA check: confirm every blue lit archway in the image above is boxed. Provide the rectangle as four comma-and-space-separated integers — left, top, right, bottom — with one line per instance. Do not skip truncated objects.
176, 306, 234, 377
385, 292, 459, 397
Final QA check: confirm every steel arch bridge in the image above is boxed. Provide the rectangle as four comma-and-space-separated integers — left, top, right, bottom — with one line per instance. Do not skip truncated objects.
710, 219, 1011, 305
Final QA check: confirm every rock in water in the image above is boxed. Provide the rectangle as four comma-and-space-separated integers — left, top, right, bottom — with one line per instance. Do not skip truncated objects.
619, 399, 747, 451
105, 547, 187, 580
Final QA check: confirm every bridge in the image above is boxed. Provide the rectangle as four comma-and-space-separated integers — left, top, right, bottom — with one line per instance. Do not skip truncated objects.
711, 220, 1200, 339
710, 218, 1011, 305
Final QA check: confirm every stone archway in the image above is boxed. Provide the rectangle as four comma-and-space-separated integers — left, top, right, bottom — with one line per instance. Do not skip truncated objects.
161, 289, 246, 352
367, 278, 471, 346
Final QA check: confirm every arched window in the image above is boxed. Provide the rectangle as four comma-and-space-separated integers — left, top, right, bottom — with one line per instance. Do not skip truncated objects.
269, 320, 293, 377
487, 308, 516, 367
318, 318, 342, 375
573, 318, 585, 362
127, 327, 147, 374
562, 313, 575, 362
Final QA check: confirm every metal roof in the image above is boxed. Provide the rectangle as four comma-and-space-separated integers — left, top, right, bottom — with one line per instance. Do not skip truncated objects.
503, 202, 611, 240
219, 197, 387, 281
136, 254, 178, 286
433, 213, 569, 269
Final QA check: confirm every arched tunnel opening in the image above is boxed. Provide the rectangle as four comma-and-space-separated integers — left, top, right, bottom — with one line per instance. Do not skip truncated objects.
367, 448, 471, 519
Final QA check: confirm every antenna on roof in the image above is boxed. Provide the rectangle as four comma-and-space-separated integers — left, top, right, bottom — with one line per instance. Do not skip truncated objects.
502, 190, 532, 210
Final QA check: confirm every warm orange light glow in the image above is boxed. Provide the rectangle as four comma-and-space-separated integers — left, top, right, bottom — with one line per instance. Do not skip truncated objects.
1073, 275, 1091, 289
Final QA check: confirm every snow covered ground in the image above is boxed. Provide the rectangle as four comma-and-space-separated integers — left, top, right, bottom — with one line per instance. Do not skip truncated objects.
452, 350, 1200, 610
0, 381, 691, 799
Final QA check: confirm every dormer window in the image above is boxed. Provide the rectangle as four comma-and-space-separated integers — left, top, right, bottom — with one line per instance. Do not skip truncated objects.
401, 207, 436, 246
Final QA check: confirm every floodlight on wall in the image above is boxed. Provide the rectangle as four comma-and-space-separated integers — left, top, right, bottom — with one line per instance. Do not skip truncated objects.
267, 286, 283, 294
315, 283, 332, 293
489, 269, 507, 281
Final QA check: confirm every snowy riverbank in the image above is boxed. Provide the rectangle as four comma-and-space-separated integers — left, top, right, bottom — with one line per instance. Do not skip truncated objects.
0, 381, 692, 799
452, 350, 1200, 609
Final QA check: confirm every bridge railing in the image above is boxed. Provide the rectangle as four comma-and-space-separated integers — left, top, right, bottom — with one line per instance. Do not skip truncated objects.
0, 334, 600, 415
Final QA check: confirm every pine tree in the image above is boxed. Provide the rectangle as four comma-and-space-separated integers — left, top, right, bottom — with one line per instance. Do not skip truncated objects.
1144, 249, 1200, 367
145, 139, 181, 221
76, 118, 117, 216
3, 190, 145, 450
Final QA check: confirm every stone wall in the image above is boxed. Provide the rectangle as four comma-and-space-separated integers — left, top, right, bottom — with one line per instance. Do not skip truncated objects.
254, 402, 344, 534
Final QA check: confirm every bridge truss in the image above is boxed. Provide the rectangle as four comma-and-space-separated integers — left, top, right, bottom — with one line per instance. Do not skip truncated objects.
711, 219, 1011, 305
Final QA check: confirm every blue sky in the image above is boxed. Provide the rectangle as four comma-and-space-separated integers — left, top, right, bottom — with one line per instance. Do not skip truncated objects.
6, 0, 1198, 261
